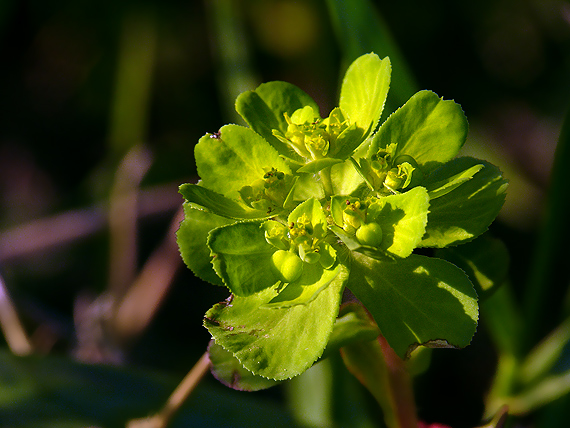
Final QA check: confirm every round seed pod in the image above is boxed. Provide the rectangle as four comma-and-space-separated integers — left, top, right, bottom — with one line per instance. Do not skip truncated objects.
271, 250, 303, 283
356, 222, 383, 247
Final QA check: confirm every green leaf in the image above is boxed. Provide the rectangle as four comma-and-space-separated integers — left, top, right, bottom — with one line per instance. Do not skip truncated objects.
195, 124, 291, 200
425, 163, 484, 199
264, 262, 343, 308
204, 263, 348, 380
321, 303, 381, 360
339, 53, 391, 139
208, 221, 279, 296
348, 253, 479, 359
208, 340, 280, 391
329, 144, 368, 196
176, 204, 233, 286
420, 157, 508, 248
369, 90, 468, 174
435, 234, 510, 299
235, 81, 320, 160
179, 184, 276, 219
367, 186, 430, 258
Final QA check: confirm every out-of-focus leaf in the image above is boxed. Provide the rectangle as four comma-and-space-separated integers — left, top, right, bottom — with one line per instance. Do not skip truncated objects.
0, 350, 299, 428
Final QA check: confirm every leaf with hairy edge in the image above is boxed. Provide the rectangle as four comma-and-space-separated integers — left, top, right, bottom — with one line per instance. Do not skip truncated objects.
208, 340, 280, 391
348, 252, 478, 359
176, 204, 233, 286
208, 221, 279, 296
420, 157, 508, 248
180, 184, 277, 219
204, 263, 348, 380
369, 90, 468, 174
195, 124, 291, 200
367, 186, 430, 258
340, 53, 391, 140
235, 81, 320, 160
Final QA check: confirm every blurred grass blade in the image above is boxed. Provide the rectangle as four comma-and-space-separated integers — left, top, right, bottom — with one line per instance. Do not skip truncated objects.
520, 317, 570, 386
523, 103, 570, 351
206, 0, 258, 124
109, 9, 157, 158
325, 0, 417, 110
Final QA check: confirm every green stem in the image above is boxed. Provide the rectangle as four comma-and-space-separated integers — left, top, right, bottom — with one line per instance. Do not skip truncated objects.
319, 167, 334, 197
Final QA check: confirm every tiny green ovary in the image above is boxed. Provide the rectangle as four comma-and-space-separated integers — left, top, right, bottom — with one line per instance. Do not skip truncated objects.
271, 250, 303, 283
356, 222, 383, 247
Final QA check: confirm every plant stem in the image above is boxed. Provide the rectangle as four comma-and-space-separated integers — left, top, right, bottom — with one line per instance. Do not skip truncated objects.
320, 167, 334, 197
126, 352, 210, 428
377, 335, 418, 428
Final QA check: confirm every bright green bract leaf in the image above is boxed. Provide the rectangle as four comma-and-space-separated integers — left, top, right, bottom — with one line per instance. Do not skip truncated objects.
176, 204, 233, 286
348, 253, 478, 359
367, 186, 430, 258
420, 157, 508, 248
205, 263, 349, 380
195, 124, 291, 201
340, 53, 391, 139
208, 221, 279, 296
180, 184, 276, 219
208, 340, 280, 391
369, 90, 468, 173
425, 164, 483, 199
235, 81, 320, 160
264, 262, 343, 308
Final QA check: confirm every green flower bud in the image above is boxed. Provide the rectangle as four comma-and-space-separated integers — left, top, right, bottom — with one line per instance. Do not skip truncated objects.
356, 222, 383, 247
271, 250, 303, 283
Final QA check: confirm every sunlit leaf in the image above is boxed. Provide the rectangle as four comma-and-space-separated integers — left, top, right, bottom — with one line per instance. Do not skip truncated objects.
176, 204, 233, 286
339, 53, 391, 140
235, 81, 320, 160
208, 221, 279, 296
195, 124, 291, 200
204, 263, 348, 380
369, 90, 468, 174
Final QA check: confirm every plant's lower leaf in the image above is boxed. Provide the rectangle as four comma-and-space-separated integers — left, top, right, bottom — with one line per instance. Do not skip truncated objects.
204, 263, 349, 380
208, 221, 279, 296
176, 204, 233, 286
420, 157, 508, 248
208, 340, 279, 391
348, 253, 478, 359
435, 234, 509, 299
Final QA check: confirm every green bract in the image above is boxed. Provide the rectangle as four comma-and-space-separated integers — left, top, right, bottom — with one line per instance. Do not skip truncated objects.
176, 53, 507, 382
